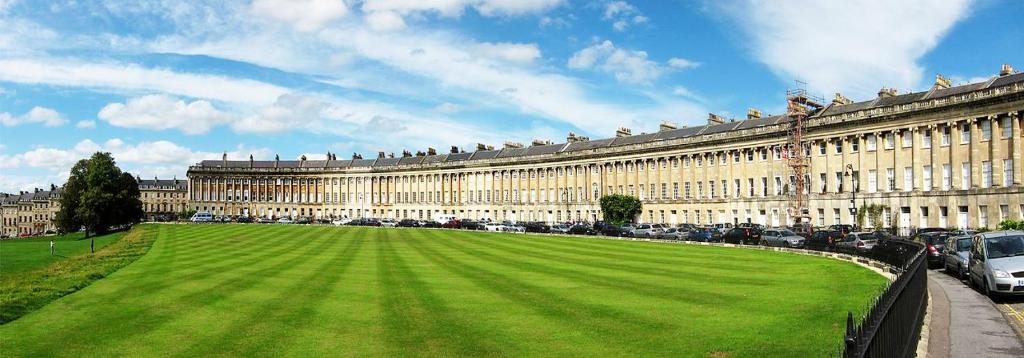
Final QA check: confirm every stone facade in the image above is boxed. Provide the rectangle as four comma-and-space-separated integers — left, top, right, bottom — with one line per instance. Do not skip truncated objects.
185, 70, 1023, 232
138, 177, 189, 221
0, 188, 61, 237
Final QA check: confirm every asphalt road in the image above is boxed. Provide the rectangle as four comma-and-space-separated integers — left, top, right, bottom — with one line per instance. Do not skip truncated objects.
927, 268, 1024, 357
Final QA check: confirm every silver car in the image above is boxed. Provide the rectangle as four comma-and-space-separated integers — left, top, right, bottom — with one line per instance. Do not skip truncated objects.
657, 227, 684, 240
968, 231, 1024, 298
836, 232, 878, 252
943, 236, 972, 279
761, 229, 805, 248
631, 224, 659, 238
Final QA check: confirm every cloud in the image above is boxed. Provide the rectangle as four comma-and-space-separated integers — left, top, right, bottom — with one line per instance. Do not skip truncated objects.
433, 102, 464, 113
250, 0, 349, 32
0, 58, 290, 105
0, 106, 67, 127
718, 0, 972, 98
0, 0, 16, 14
361, 0, 565, 18
473, 42, 541, 64
98, 94, 233, 135
364, 10, 407, 32
602, 1, 646, 31
539, 16, 570, 28
568, 40, 694, 84
231, 93, 333, 134
75, 120, 96, 129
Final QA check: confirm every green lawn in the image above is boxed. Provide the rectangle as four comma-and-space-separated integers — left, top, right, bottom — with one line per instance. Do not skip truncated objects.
0, 224, 886, 356
1, 231, 126, 275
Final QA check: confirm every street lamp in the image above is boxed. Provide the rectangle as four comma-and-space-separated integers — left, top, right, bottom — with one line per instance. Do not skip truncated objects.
843, 164, 858, 225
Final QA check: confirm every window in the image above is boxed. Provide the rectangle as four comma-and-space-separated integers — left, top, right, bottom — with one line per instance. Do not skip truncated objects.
942, 164, 951, 191
920, 207, 929, 228
904, 167, 913, 191
939, 206, 948, 227
761, 177, 768, 197
1000, 205, 1009, 222
942, 126, 951, 146
774, 176, 782, 195
851, 137, 859, 152
981, 119, 992, 141
818, 209, 825, 226
722, 180, 728, 198
835, 140, 843, 154
884, 132, 894, 149
866, 134, 877, 151
923, 165, 932, 191
746, 150, 754, 161
760, 149, 767, 161
960, 123, 971, 143
819, 142, 826, 155
982, 161, 992, 188
773, 146, 781, 160
868, 169, 878, 193
683, 182, 690, 199
886, 168, 895, 192
1002, 117, 1013, 138
709, 181, 716, 199
836, 172, 844, 192
820, 173, 827, 193
922, 129, 931, 149
979, 205, 989, 228
961, 162, 971, 190
902, 130, 912, 148
697, 182, 704, 198
834, 208, 841, 225
1005, 159, 1014, 187
661, 183, 667, 198
674, 182, 680, 199
748, 178, 754, 197
734, 179, 741, 197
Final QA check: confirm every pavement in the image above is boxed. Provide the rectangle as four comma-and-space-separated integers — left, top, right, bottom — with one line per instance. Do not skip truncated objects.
926, 268, 1024, 357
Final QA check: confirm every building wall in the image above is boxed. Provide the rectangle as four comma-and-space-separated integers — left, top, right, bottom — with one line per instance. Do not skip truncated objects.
140, 189, 189, 219
187, 81, 1024, 232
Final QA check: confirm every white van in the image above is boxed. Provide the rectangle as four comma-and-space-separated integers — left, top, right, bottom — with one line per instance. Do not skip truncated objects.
190, 212, 214, 223
433, 214, 457, 225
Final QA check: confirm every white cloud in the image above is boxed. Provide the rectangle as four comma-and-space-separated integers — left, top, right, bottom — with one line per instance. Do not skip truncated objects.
668, 57, 700, 69
0, 58, 289, 106
602, 1, 645, 31
603, 1, 636, 19
433, 102, 464, 113
539, 15, 570, 28
231, 93, 334, 134
75, 120, 96, 129
720, 0, 972, 98
364, 10, 407, 32
98, 94, 233, 135
473, 42, 541, 64
250, 0, 349, 32
568, 40, 693, 84
0, 106, 67, 127
361, 0, 564, 18
0, 0, 16, 14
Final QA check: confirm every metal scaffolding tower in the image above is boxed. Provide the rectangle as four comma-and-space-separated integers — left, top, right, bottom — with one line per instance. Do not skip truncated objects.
783, 82, 823, 225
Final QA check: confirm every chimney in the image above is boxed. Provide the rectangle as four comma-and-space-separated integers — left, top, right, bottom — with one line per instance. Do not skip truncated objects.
402, 150, 412, 157
503, 141, 524, 149
877, 87, 897, 98
450, 146, 459, 154
746, 108, 762, 120
352, 152, 362, 160
222, 152, 227, 166
1001, 64, 1015, 76
274, 154, 280, 168
659, 120, 677, 131
707, 113, 725, 125
415, 150, 426, 157
476, 143, 488, 151
377, 151, 386, 158
427, 147, 437, 156
934, 74, 951, 89
566, 132, 579, 142
615, 127, 632, 137
531, 139, 552, 146
833, 92, 853, 105
249, 154, 254, 168
387, 152, 395, 158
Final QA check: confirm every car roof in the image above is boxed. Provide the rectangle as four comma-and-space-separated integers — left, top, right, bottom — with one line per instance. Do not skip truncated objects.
977, 230, 1024, 238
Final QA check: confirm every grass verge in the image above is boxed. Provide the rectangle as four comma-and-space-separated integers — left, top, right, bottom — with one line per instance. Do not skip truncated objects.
0, 224, 157, 324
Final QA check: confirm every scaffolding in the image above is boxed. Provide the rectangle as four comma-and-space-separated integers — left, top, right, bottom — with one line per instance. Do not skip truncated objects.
783, 82, 823, 225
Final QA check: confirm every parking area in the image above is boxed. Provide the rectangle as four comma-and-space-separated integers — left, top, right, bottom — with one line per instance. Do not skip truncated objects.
927, 268, 1024, 357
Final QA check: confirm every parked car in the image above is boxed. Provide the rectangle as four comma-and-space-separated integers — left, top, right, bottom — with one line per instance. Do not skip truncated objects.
951, 229, 978, 237
943, 235, 973, 279
676, 223, 697, 232
631, 224, 661, 238
440, 219, 461, 229
255, 217, 274, 224
549, 224, 571, 234
601, 225, 628, 237
276, 217, 295, 224
190, 211, 214, 223
567, 224, 596, 235
419, 220, 441, 228
723, 227, 763, 245
398, 219, 419, 227
836, 232, 878, 253
761, 228, 804, 248
296, 216, 313, 224
235, 216, 253, 223
688, 227, 720, 242
805, 230, 844, 251
968, 231, 1024, 298
657, 227, 684, 240
917, 227, 950, 234
484, 223, 505, 232
827, 224, 857, 238
332, 218, 352, 226
503, 223, 526, 233
525, 222, 550, 233
380, 219, 398, 228
712, 223, 734, 235
913, 231, 952, 268
737, 223, 765, 230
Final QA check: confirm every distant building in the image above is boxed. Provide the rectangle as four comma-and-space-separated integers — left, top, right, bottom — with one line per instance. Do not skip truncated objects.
137, 176, 189, 221
0, 186, 61, 237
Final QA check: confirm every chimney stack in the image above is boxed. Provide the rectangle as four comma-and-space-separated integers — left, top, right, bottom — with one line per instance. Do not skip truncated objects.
402, 150, 412, 157
746, 108, 762, 120
415, 150, 426, 157
450, 146, 459, 154
531, 139, 552, 146
566, 132, 579, 143
659, 120, 677, 131
877, 87, 897, 98
615, 127, 632, 137
476, 143, 488, 151
377, 152, 385, 158
427, 147, 437, 156
503, 141, 524, 149
1001, 64, 1015, 76
934, 74, 951, 89
833, 92, 853, 105
707, 113, 726, 125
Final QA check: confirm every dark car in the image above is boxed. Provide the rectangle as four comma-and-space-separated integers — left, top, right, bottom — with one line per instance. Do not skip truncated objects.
419, 221, 441, 228
398, 219, 420, 227
441, 219, 461, 229
805, 230, 844, 251
723, 227, 762, 245
913, 231, 951, 268
916, 227, 949, 235
296, 216, 313, 224
235, 216, 253, 223
524, 222, 550, 233
827, 224, 857, 237
567, 224, 596, 235
737, 223, 765, 230
688, 228, 720, 242
601, 225, 627, 237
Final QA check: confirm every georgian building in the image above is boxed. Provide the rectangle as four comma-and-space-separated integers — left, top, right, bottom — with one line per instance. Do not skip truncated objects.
138, 177, 189, 221
0, 187, 61, 237
186, 66, 1024, 232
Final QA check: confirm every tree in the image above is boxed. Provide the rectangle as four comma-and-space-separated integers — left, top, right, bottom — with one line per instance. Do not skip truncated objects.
55, 152, 143, 252
599, 194, 642, 225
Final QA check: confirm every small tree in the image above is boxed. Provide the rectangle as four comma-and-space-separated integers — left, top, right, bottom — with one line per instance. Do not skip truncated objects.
999, 219, 1024, 230
56, 152, 143, 252
599, 194, 642, 225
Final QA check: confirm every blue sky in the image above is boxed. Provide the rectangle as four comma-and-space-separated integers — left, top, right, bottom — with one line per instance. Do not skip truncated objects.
0, 0, 1021, 193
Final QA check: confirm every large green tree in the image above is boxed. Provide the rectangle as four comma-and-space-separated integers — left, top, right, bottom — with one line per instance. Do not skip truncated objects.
56, 152, 143, 252
599, 194, 642, 225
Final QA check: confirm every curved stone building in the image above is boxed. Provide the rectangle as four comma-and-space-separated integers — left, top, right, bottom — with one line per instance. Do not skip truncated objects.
187, 67, 1024, 232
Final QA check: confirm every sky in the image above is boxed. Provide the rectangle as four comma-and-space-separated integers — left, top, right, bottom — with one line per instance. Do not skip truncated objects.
0, 0, 1022, 193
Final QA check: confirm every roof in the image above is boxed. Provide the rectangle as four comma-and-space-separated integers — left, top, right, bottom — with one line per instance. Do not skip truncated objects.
189, 73, 1024, 172
138, 178, 187, 190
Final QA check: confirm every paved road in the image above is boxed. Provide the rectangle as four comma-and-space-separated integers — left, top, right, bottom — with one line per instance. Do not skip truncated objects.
927, 268, 1024, 357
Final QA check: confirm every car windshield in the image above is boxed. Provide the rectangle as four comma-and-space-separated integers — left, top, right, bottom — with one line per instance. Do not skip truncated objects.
779, 230, 795, 236
921, 234, 948, 245
955, 238, 971, 251
985, 235, 1024, 259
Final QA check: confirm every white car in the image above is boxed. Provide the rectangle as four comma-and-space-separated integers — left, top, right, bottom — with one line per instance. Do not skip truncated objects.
503, 224, 526, 233
332, 218, 352, 226
276, 218, 294, 224
380, 219, 398, 228
484, 223, 505, 232
190, 212, 214, 223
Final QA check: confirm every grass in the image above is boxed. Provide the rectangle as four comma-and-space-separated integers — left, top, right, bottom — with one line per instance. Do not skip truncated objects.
0, 224, 886, 356
1, 231, 126, 275
0, 227, 155, 324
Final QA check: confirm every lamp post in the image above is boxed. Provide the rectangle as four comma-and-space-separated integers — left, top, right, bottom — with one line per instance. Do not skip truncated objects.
844, 164, 858, 226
